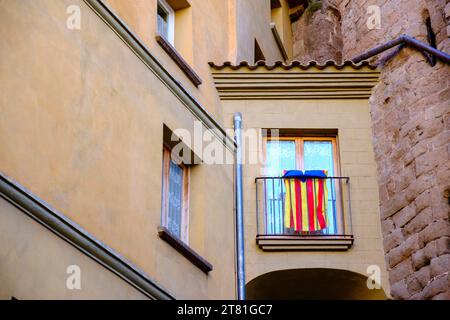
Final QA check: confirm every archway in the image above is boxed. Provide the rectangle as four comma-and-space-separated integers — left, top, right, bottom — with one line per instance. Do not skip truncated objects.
246, 268, 386, 300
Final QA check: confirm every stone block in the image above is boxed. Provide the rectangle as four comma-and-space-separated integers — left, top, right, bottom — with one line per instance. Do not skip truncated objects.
387, 234, 421, 268
381, 218, 395, 235
421, 273, 450, 300
390, 279, 410, 300
430, 254, 450, 278
419, 220, 450, 245
389, 258, 413, 284
384, 228, 404, 252
404, 207, 433, 237
392, 203, 416, 228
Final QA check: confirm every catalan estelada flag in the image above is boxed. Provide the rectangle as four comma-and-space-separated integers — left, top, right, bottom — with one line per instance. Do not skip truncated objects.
283, 170, 328, 232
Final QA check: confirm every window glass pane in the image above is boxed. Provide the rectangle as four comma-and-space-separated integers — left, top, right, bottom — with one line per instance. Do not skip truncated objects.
303, 140, 334, 173
265, 140, 296, 235
266, 140, 296, 175
168, 159, 183, 238
303, 140, 337, 234
157, 5, 168, 39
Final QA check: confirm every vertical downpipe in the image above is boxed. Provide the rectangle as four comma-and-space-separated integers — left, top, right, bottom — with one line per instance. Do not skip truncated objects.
233, 112, 246, 300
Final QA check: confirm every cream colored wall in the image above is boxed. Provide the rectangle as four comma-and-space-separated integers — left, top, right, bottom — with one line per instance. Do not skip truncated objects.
103, 0, 284, 118
270, 0, 293, 60
174, 6, 193, 65
222, 98, 390, 296
0, 0, 235, 299
0, 197, 149, 300
104, 0, 230, 122
234, 0, 284, 63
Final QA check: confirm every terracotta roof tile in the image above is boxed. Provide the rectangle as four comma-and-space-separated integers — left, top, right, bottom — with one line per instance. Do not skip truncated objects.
208, 60, 378, 71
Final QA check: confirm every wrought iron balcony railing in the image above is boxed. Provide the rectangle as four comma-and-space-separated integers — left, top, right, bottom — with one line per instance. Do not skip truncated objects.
255, 176, 354, 251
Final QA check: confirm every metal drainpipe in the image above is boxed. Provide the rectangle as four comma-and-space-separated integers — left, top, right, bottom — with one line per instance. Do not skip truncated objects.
233, 112, 246, 300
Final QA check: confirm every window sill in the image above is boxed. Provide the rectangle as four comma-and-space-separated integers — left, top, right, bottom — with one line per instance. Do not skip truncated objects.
155, 34, 202, 87
256, 234, 354, 251
158, 226, 213, 274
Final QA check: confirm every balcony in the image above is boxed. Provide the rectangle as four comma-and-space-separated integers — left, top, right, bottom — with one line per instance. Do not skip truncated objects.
255, 176, 354, 251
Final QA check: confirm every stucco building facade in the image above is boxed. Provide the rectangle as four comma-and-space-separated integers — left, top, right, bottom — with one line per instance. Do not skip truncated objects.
0, 0, 448, 300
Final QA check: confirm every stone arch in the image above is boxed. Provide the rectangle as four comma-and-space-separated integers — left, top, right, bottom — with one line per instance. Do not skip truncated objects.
246, 268, 387, 300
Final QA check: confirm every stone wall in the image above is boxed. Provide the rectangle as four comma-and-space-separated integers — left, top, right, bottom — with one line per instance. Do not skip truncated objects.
340, 0, 450, 300
292, 0, 343, 63
292, 0, 450, 299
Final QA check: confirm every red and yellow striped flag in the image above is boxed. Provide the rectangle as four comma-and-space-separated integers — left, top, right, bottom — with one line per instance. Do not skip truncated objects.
283, 171, 328, 232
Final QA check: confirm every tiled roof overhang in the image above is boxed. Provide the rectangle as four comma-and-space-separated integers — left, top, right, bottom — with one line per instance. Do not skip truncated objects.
209, 61, 380, 100
209, 60, 378, 71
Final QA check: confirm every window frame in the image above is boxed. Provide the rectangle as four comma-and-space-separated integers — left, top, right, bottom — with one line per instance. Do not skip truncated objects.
263, 135, 344, 234
157, 0, 175, 45
161, 146, 190, 244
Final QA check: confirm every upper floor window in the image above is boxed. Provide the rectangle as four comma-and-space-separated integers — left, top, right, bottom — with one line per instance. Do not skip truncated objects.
155, 0, 201, 86
162, 146, 189, 242
157, 0, 175, 45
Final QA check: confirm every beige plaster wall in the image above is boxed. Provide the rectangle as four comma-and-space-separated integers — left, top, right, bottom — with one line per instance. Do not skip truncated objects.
271, 0, 293, 60
222, 98, 390, 296
103, 0, 284, 119
0, 197, 149, 300
0, 0, 235, 299
234, 0, 284, 63
104, 0, 230, 122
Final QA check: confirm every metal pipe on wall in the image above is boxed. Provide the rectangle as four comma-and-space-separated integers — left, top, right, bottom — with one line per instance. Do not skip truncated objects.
352, 34, 450, 65
233, 112, 246, 300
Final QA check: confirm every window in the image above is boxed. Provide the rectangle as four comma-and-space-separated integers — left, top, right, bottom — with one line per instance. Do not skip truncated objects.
155, 0, 201, 86
157, 0, 175, 45
162, 147, 189, 242
263, 136, 342, 235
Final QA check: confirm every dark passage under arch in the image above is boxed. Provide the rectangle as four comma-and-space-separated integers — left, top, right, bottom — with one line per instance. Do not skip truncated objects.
246, 268, 387, 300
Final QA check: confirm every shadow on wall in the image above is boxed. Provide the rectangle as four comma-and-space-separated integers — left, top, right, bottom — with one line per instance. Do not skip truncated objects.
246, 268, 387, 300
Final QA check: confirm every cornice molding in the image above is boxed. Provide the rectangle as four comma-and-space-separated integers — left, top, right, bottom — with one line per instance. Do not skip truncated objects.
0, 171, 174, 300
83, 0, 236, 152
209, 62, 380, 100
